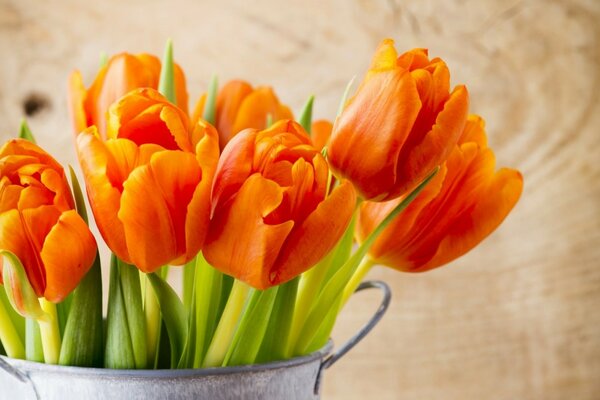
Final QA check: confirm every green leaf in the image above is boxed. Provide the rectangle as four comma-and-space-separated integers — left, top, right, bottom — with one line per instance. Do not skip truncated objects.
104, 256, 146, 369
192, 254, 223, 367
257, 277, 299, 362
202, 74, 218, 125
337, 76, 356, 117
0, 285, 24, 340
225, 286, 279, 366
147, 273, 188, 368
158, 39, 176, 104
0, 250, 48, 321
0, 285, 25, 359
182, 258, 195, 310
68, 165, 88, 224
287, 214, 355, 355
298, 95, 314, 133
202, 279, 250, 367
99, 52, 108, 68
104, 256, 135, 368
59, 252, 103, 367
19, 119, 36, 143
295, 169, 438, 354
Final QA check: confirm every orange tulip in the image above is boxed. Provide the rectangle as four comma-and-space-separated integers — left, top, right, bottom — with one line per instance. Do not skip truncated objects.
75, 88, 219, 273
191, 80, 293, 150
311, 120, 333, 151
203, 120, 356, 289
356, 115, 523, 272
69, 52, 189, 138
328, 39, 469, 201
0, 139, 97, 303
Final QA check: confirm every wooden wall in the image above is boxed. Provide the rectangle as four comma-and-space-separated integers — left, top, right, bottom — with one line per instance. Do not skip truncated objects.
0, 0, 598, 398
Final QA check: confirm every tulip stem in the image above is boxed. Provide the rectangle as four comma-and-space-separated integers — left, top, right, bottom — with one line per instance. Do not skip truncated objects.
38, 299, 61, 364
341, 258, 375, 307
0, 293, 25, 359
202, 279, 250, 368
142, 273, 161, 368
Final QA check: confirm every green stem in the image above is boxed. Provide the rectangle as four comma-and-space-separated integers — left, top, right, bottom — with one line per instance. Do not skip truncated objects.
142, 273, 161, 368
38, 299, 61, 364
225, 287, 279, 366
202, 280, 250, 367
341, 258, 375, 306
192, 254, 223, 368
26, 319, 44, 362
0, 294, 25, 359
259, 277, 299, 362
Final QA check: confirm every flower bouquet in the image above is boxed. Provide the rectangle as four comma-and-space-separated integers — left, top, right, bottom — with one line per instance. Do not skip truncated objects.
0, 39, 522, 398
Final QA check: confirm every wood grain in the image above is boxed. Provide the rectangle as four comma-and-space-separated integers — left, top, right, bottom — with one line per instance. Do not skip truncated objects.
1, 0, 598, 398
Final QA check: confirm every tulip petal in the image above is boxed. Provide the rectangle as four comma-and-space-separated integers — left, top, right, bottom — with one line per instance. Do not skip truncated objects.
329, 68, 421, 200
231, 87, 293, 142
76, 129, 130, 262
368, 39, 398, 72
68, 70, 89, 134
0, 179, 22, 213
182, 123, 220, 262
211, 129, 256, 214
392, 85, 469, 199
359, 164, 447, 259
273, 180, 356, 285
215, 80, 253, 146
459, 115, 487, 147
415, 168, 523, 272
86, 54, 160, 136
204, 174, 294, 289
0, 206, 61, 296
41, 210, 97, 302
310, 120, 333, 151
118, 151, 201, 272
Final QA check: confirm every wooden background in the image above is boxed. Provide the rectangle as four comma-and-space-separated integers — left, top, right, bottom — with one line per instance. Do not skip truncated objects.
1, 0, 599, 398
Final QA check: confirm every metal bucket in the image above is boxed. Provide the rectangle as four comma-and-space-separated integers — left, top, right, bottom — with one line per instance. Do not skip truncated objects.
0, 281, 390, 400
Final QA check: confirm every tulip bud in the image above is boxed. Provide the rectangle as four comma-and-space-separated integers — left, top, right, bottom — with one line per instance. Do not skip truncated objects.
0, 139, 97, 304
191, 80, 293, 150
203, 120, 356, 289
328, 39, 469, 201
76, 88, 219, 273
69, 52, 189, 138
356, 115, 523, 272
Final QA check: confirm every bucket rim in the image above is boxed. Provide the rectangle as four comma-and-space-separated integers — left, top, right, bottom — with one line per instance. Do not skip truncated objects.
0, 341, 333, 379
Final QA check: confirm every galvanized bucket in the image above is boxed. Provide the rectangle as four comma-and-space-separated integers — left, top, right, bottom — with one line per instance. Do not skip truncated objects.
0, 281, 390, 400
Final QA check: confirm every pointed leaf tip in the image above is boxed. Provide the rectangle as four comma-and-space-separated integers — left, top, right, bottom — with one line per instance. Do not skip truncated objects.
19, 119, 36, 144
202, 74, 219, 125
158, 39, 176, 104
299, 95, 315, 134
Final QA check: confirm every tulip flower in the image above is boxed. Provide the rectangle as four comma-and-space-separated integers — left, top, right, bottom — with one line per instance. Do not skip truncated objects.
0, 139, 97, 304
192, 80, 293, 149
69, 52, 189, 138
328, 39, 469, 201
203, 120, 356, 289
356, 115, 523, 272
75, 88, 219, 273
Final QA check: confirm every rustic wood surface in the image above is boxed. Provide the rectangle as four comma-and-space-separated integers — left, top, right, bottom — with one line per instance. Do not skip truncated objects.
1, 0, 599, 399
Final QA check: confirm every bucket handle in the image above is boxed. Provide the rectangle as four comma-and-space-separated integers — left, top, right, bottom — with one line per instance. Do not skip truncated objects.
314, 280, 391, 394
0, 356, 39, 399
